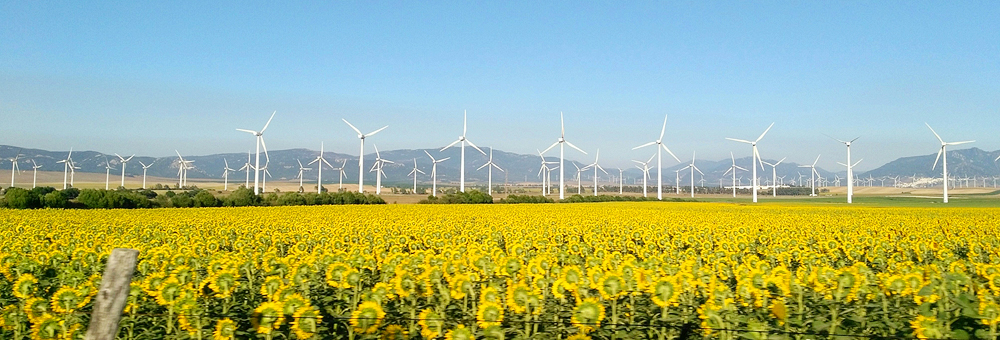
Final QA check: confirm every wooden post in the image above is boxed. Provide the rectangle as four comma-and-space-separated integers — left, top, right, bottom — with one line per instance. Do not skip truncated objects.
85, 248, 139, 340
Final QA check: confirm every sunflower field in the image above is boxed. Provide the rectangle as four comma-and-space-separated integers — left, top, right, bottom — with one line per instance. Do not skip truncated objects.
2, 203, 1000, 340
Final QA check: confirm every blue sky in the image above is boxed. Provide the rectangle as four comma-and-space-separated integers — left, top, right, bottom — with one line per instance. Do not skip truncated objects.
2, 2, 998, 171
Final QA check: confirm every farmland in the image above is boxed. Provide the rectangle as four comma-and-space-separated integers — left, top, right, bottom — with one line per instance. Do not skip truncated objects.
2, 203, 1000, 339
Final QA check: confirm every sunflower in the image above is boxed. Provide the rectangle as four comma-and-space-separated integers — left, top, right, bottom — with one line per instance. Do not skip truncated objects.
208, 270, 240, 298
649, 276, 678, 308
253, 301, 285, 335
392, 270, 418, 299
325, 262, 357, 289
505, 281, 534, 314
598, 273, 625, 300
280, 293, 309, 315
349, 301, 385, 334
13, 273, 38, 299
141, 272, 167, 297
571, 298, 605, 334
444, 324, 475, 340
291, 305, 322, 339
24, 297, 50, 323
479, 286, 502, 305
476, 301, 504, 329
449, 274, 472, 300
381, 324, 407, 340
213, 318, 237, 340
29, 313, 61, 340
260, 276, 285, 300
979, 300, 1000, 326
418, 309, 445, 339
0, 304, 23, 331
155, 277, 184, 306
50, 286, 88, 314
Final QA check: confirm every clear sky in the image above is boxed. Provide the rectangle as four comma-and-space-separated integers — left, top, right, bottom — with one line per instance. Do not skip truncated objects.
2, 2, 998, 171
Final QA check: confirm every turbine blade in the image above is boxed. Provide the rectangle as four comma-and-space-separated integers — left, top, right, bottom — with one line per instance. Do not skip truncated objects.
662, 144, 680, 162
494, 164, 504, 172
465, 139, 486, 155
439, 157, 450, 162
541, 142, 559, 154
307, 158, 320, 165
343, 119, 363, 135
632, 141, 656, 150
925, 123, 944, 144
646, 154, 655, 164
775, 157, 786, 166
560, 111, 565, 137
932, 147, 942, 170
477, 162, 490, 170
565, 141, 587, 154
322, 158, 334, 168
852, 159, 863, 167
946, 140, 974, 146
726, 138, 753, 144
463, 110, 468, 135
837, 162, 848, 167
755, 122, 774, 142
424, 150, 435, 161
236, 128, 257, 135
260, 138, 270, 165
812, 154, 821, 166
367, 125, 389, 136
659, 114, 668, 140
441, 139, 461, 151
694, 166, 704, 175
260, 110, 277, 133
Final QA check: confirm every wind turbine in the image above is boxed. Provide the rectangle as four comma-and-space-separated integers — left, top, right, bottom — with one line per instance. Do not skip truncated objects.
222, 159, 237, 191
30, 160, 41, 188
307, 142, 335, 193
115, 153, 134, 188
57, 148, 73, 189
726, 123, 773, 203
175, 151, 194, 188
137, 159, 155, 189
103, 157, 115, 190
441, 111, 486, 192
332, 160, 348, 191
236, 111, 276, 195
678, 151, 704, 198
541, 112, 587, 199
408, 159, 426, 194
368, 145, 394, 195
761, 157, 786, 197
424, 150, 450, 197
798, 155, 821, 196
616, 168, 624, 195
927, 123, 974, 203
295, 160, 312, 192
573, 163, 584, 195
584, 150, 608, 196
633, 114, 681, 200
828, 136, 861, 203
536, 150, 558, 196
477, 148, 504, 195
70, 160, 79, 187
723, 152, 747, 198
8, 151, 22, 188
343, 119, 388, 193
239, 151, 252, 189
632, 154, 655, 197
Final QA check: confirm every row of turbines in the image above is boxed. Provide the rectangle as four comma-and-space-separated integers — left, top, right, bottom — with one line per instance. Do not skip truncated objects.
5, 111, 992, 204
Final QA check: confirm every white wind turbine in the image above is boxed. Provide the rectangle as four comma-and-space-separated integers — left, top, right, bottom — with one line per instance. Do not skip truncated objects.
408, 159, 426, 194
343, 119, 388, 193
573, 163, 584, 194
222, 159, 236, 191
115, 153, 134, 188
258, 164, 272, 193
103, 157, 115, 190
236, 111, 276, 195
30, 160, 41, 188
927, 123, 974, 203
368, 145, 394, 195
424, 150, 450, 197
678, 151, 704, 198
477, 148, 504, 195
175, 151, 194, 188
632, 154, 655, 197
239, 151, 251, 189
57, 148, 73, 189
761, 157, 786, 197
798, 155, 821, 196
295, 160, 312, 192
137, 159, 155, 189
633, 114, 681, 200
307, 142, 335, 193
331, 159, 348, 191
726, 123, 774, 203
8, 151, 22, 188
584, 149, 608, 196
441, 110, 486, 192
616, 168, 624, 194
722, 152, 747, 198
536, 150, 559, 196
828, 136, 861, 203
541, 112, 587, 199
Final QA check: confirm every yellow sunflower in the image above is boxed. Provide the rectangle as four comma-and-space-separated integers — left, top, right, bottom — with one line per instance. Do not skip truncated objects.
476, 301, 504, 329
213, 318, 237, 340
571, 298, 605, 334
291, 305, 322, 339
418, 309, 445, 339
349, 301, 385, 334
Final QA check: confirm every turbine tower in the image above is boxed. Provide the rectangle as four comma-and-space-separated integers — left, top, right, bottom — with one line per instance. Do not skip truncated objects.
797, 155, 821, 196
726, 122, 774, 203
477, 148, 504, 195
761, 157, 786, 197
441, 110, 486, 192
238, 151, 251, 189
343, 119, 388, 193
8, 151, 22, 188
678, 151, 704, 198
722, 152, 747, 198
307, 142, 334, 193
424, 150, 450, 197
927, 123, 974, 203
633, 114, 681, 200
30, 160, 41, 188
138, 160, 155, 189
236, 111, 276, 195
115, 153, 135, 188
541, 112, 587, 199
223, 159, 237, 191
103, 157, 114, 190
829, 136, 861, 203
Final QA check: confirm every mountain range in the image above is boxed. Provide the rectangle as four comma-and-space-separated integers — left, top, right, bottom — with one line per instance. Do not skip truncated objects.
2, 145, 999, 187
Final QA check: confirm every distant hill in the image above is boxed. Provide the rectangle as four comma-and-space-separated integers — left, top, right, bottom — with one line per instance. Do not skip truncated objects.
860, 147, 1000, 179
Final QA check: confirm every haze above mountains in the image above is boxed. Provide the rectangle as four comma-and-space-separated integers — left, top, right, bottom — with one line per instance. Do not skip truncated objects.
3, 145, 999, 186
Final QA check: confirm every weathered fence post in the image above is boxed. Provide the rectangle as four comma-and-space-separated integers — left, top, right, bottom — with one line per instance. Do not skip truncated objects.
84, 248, 139, 340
